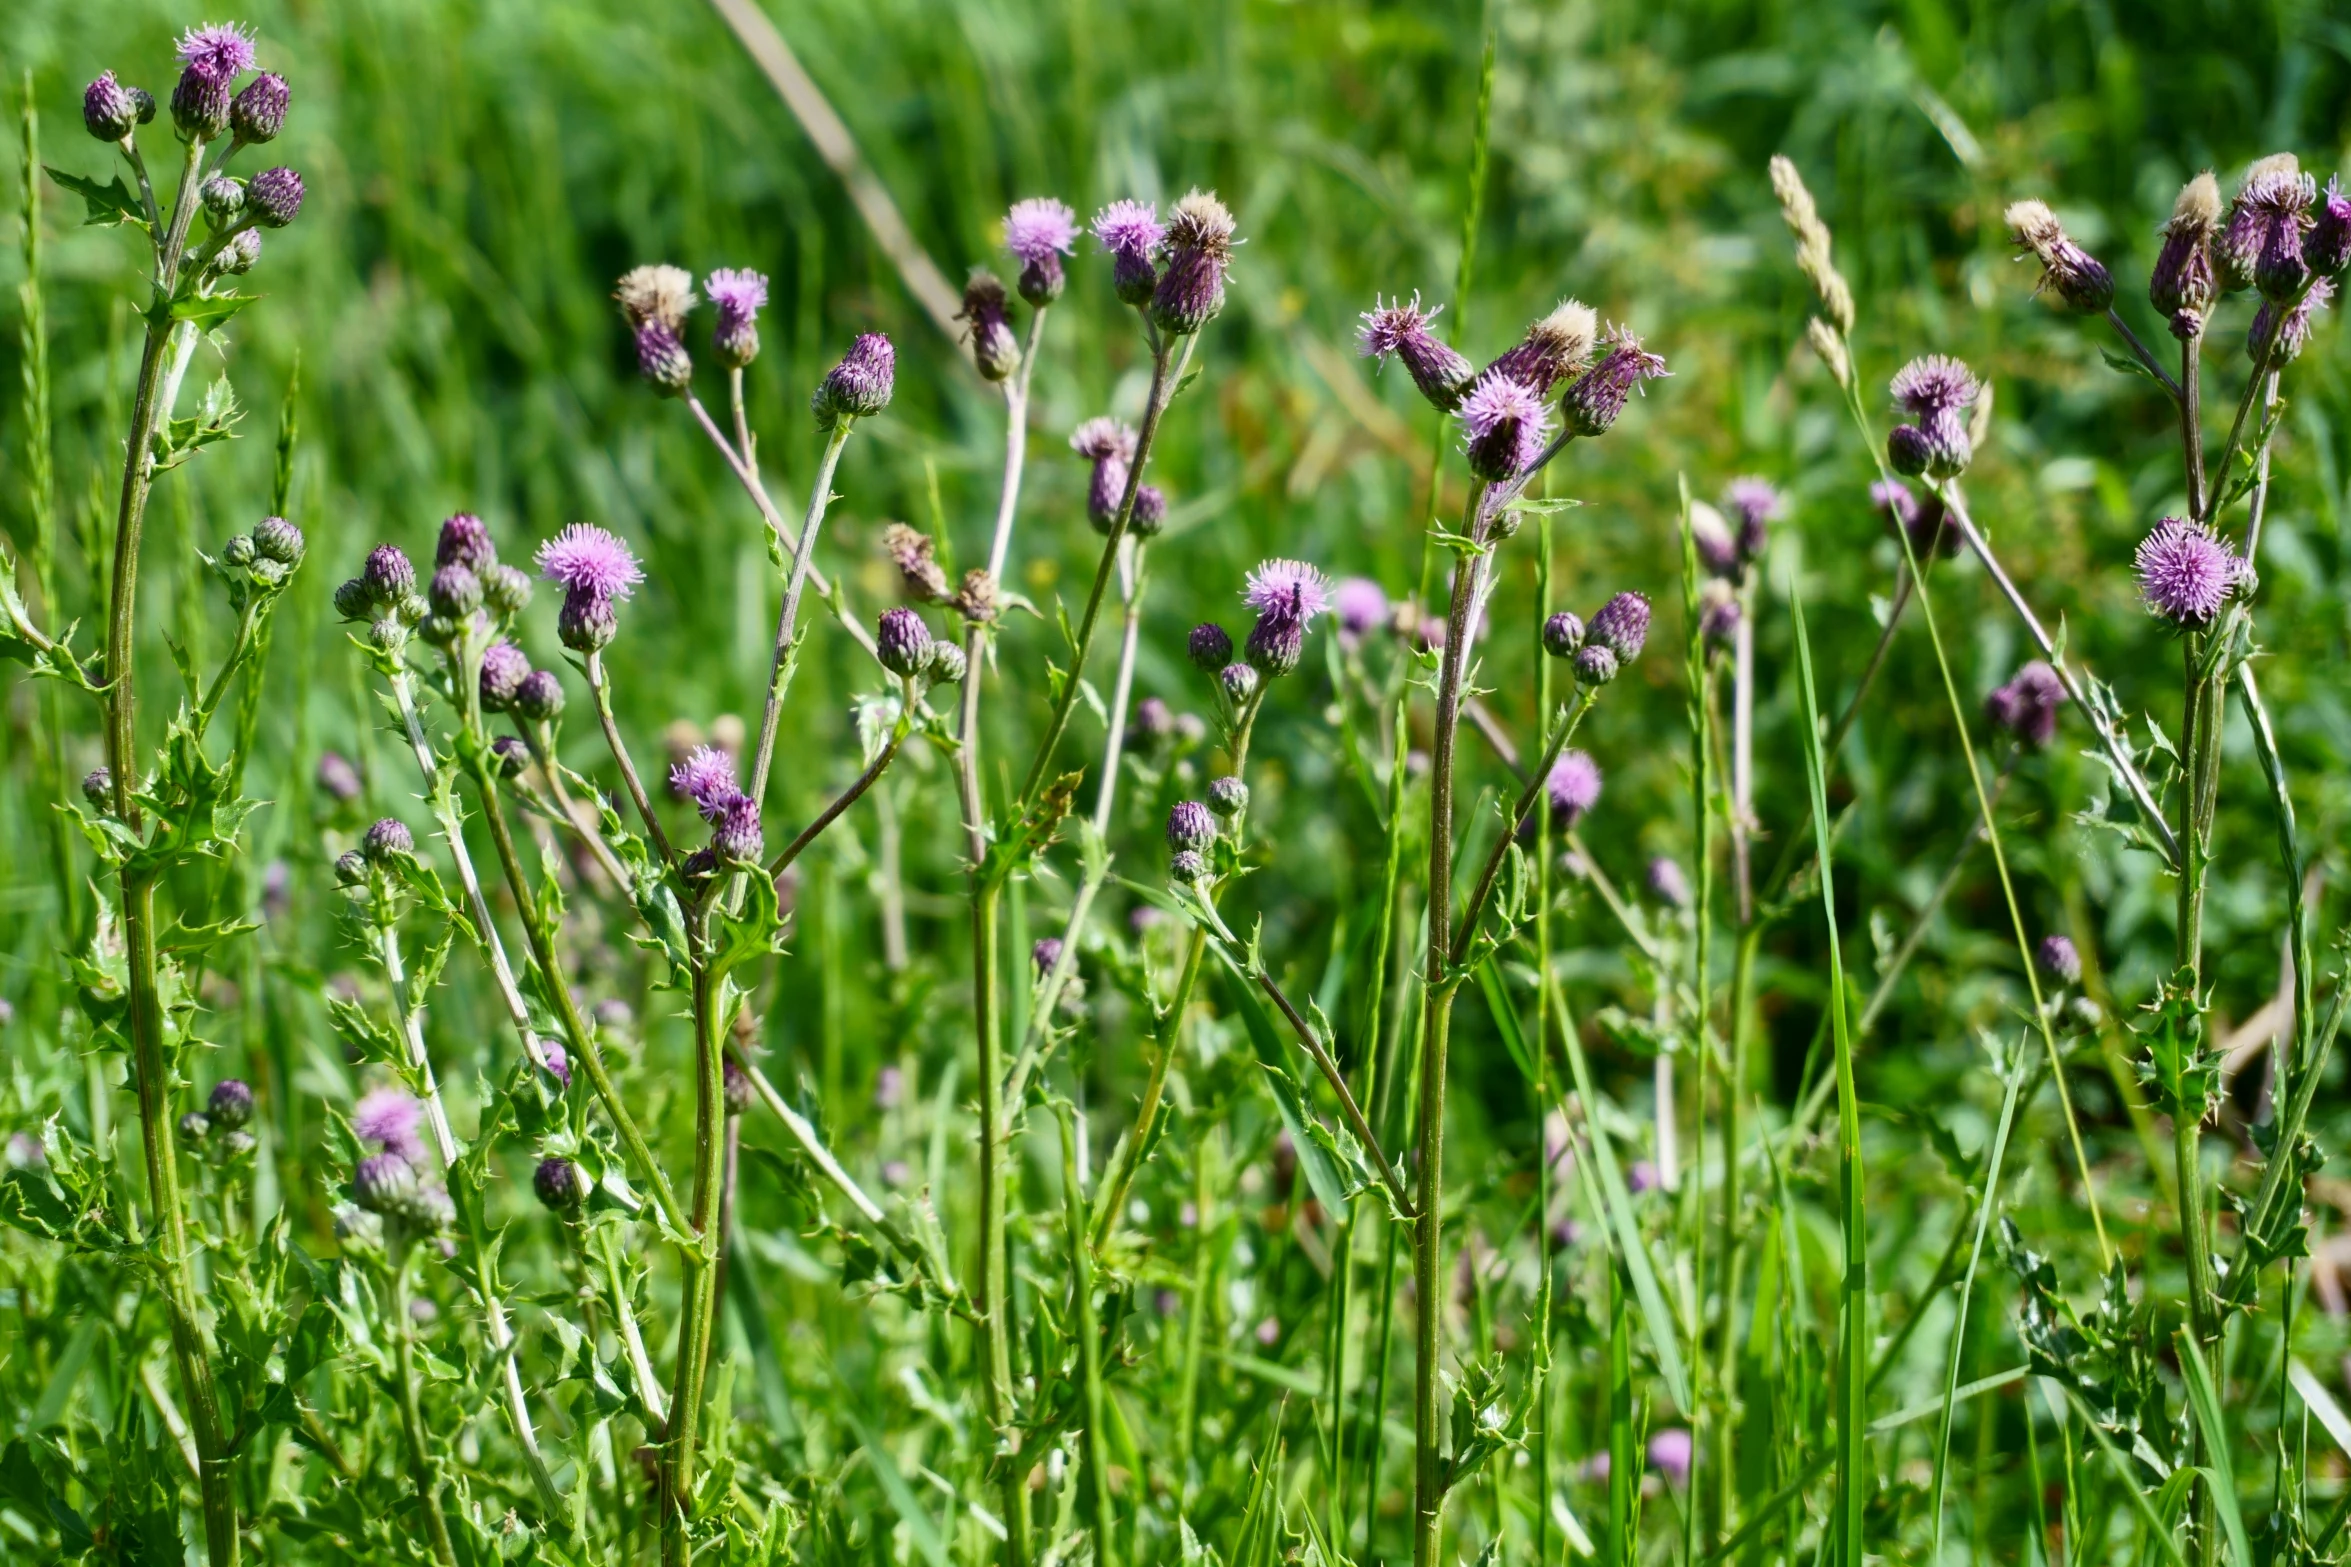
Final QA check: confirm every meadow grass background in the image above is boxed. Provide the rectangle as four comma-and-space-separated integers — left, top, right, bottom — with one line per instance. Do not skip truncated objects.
6, 0, 2351, 1558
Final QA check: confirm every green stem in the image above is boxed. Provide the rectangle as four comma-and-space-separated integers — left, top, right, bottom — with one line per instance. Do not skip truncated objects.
750, 417, 856, 804
392, 1247, 460, 1567
659, 950, 729, 1565
1057, 1106, 1117, 1567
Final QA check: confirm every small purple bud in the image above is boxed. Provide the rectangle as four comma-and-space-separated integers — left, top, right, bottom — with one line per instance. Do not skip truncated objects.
1572, 643, 1619, 687
231, 73, 289, 144
364, 543, 417, 602
958, 272, 1021, 383
1689, 503, 1739, 576
926, 641, 968, 684
428, 563, 483, 619
1560, 326, 1669, 438
213, 227, 262, 276
515, 669, 565, 723
247, 166, 303, 228
1133, 697, 1175, 743
361, 817, 414, 863
208, 1079, 255, 1129
1587, 592, 1650, 662
712, 795, 764, 865
533, 1156, 586, 1213
2037, 934, 2082, 986
540, 1041, 572, 1089
1032, 937, 1065, 977
317, 750, 361, 803
1541, 611, 1584, 659
1187, 622, 1234, 672
1219, 662, 1260, 705
1072, 417, 1139, 531
1208, 775, 1249, 819
1169, 849, 1209, 883
816, 332, 895, 421
1130, 484, 1168, 538
334, 850, 367, 887
2312, 177, 2351, 279
172, 69, 233, 140
876, 607, 933, 678
1167, 800, 1217, 852
84, 73, 142, 141
490, 735, 530, 778
1887, 423, 1933, 478
82, 767, 114, 809
1985, 661, 2067, 749
479, 641, 530, 711
1723, 478, 1779, 562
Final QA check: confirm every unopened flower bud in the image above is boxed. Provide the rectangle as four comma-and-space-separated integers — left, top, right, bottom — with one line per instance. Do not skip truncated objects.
201, 174, 244, 222
365, 544, 416, 603
712, 796, 764, 865
1032, 937, 1064, 977
1699, 584, 1740, 648
2036, 934, 2082, 986
247, 166, 303, 228
354, 1152, 420, 1216
960, 271, 1021, 382
2312, 177, 2351, 279
82, 767, 114, 808
2065, 996, 2105, 1035
180, 1111, 212, 1143
334, 850, 368, 887
84, 73, 142, 141
1166, 800, 1217, 851
173, 69, 233, 140
254, 515, 304, 565
1169, 849, 1208, 883
1130, 484, 1168, 537
208, 1079, 255, 1130
876, 607, 933, 678
1187, 623, 1234, 671
515, 670, 565, 723
483, 563, 533, 617
490, 735, 530, 779
429, 564, 482, 619
1208, 776, 1249, 818
230, 73, 288, 144
1587, 592, 1650, 662
1573, 644, 1618, 686
223, 533, 257, 569
534, 1156, 585, 1213
1542, 612, 1584, 659
362, 817, 414, 863
925, 640, 968, 684
814, 332, 896, 422
212, 227, 262, 276
1888, 423, 1932, 477
1218, 662, 1259, 705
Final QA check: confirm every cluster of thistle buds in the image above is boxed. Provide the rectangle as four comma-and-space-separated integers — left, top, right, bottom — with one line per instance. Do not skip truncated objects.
335, 814, 416, 891
1187, 559, 1335, 711
1359, 294, 1668, 483
347, 1088, 452, 1232
1541, 589, 1651, 688
215, 514, 305, 597
177, 1078, 258, 1162
85, 25, 303, 280
1071, 417, 1167, 538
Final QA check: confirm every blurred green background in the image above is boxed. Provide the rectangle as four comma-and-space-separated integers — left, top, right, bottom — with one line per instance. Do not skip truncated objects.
5, 0, 2351, 1553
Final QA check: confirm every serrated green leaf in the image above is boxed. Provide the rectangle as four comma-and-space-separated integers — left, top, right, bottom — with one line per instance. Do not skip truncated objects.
44, 164, 145, 229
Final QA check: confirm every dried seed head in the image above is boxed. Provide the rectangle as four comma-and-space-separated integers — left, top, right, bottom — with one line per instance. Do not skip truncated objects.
614, 264, 696, 332
2004, 198, 2115, 314
1150, 188, 1237, 335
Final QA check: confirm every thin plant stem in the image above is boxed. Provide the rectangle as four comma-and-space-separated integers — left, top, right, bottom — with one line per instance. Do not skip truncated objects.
1446, 693, 1595, 968
391, 1246, 461, 1567
765, 719, 907, 878
584, 650, 676, 868
659, 947, 730, 1566
750, 417, 856, 805
1056, 1105, 1118, 1567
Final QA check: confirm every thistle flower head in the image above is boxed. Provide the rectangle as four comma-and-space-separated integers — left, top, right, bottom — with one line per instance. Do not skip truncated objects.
208, 1079, 254, 1130
1560, 326, 1669, 438
84, 73, 142, 141
1006, 197, 1079, 264
1033, 937, 1065, 977
669, 746, 742, 821
515, 669, 565, 723
1542, 610, 1585, 659
177, 23, 257, 82
1587, 591, 1651, 662
1093, 199, 1163, 305
2311, 176, 2351, 279
1242, 559, 1333, 624
614, 264, 696, 332
361, 816, 414, 863
1887, 354, 1980, 478
711, 795, 764, 864
2134, 517, 2240, 628
2004, 198, 2115, 314
1334, 577, 1390, 641
1484, 298, 1600, 397
1699, 582, 1741, 648
1546, 751, 1602, 828
353, 1151, 420, 1216
815, 332, 895, 422
1208, 776, 1249, 818
1073, 417, 1141, 531
705, 268, 768, 368
2248, 276, 2333, 368
1166, 800, 1218, 852
231, 72, 288, 143
2037, 933, 2083, 985
1070, 417, 1139, 464
2149, 171, 2223, 323
534, 1156, 585, 1213
1188, 622, 1234, 671
536, 523, 644, 602
538, 1040, 572, 1089
882, 522, 950, 603
1360, 292, 1478, 411
2220, 155, 2314, 296
1649, 1429, 1694, 1486
1689, 503, 1738, 576
246, 165, 302, 227
1985, 659, 2067, 748
1724, 477, 1780, 561
479, 640, 531, 712
1150, 188, 1237, 335
363, 544, 416, 603
875, 607, 934, 679
1889, 354, 1981, 421
353, 1087, 426, 1163
317, 751, 361, 802
958, 270, 1021, 382
1457, 370, 1552, 481
437, 512, 496, 574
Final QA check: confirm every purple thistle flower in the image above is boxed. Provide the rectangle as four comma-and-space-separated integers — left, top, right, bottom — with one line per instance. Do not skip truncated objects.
178, 23, 257, 82
536, 524, 643, 602
669, 745, 741, 821
437, 512, 497, 574
1150, 189, 1237, 336
2248, 277, 2333, 368
1542, 611, 1585, 660
1334, 577, 1390, 642
559, 590, 617, 653
353, 1087, 426, 1163
1546, 751, 1602, 829
1574, 643, 1620, 686
1560, 326, 1669, 439
84, 73, 142, 141
1094, 199, 1164, 306
1985, 660, 2068, 749
1360, 293, 1477, 412
635, 321, 693, 394
317, 750, 361, 803
712, 795, 764, 864
1690, 503, 1739, 577
1888, 355, 1979, 479
1071, 417, 1139, 531
1457, 371, 1552, 481
2134, 517, 2240, 628
1166, 800, 1218, 852
1724, 478, 1780, 561
247, 165, 302, 228
479, 640, 531, 712
539, 1040, 572, 1089
1006, 196, 1079, 305
1188, 622, 1234, 671
1646, 856, 1691, 910
2037, 934, 2083, 986
1131, 484, 1168, 537
1482, 299, 1600, 398
361, 817, 414, 862
208, 1079, 255, 1130
2230, 161, 2318, 302
875, 607, 933, 678
2312, 177, 2351, 279
1648, 1429, 1693, 1486
1699, 584, 1741, 648
364, 543, 417, 604
1587, 591, 1651, 662
2004, 200, 2115, 314
231, 72, 288, 144
705, 268, 768, 368
1033, 937, 1064, 977
534, 1156, 585, 1212
515, 669, 564, 723
1242, 559, 1333, 676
